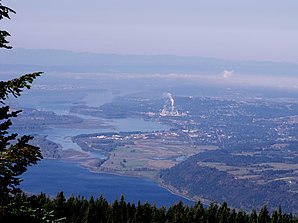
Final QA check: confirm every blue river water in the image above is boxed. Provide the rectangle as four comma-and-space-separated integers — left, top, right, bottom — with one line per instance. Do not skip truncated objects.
21, 159, 194, 207
39, 117, 169, 151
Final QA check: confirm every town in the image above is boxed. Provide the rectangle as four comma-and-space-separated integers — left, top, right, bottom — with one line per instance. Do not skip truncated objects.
71, 94, 298, 212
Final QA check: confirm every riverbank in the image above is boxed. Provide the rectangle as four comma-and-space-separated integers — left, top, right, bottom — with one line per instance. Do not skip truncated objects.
71, 156, 198, 205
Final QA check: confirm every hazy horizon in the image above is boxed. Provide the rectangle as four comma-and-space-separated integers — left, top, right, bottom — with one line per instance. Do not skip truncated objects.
2, 0, 298, 63
1, 47, 298, 91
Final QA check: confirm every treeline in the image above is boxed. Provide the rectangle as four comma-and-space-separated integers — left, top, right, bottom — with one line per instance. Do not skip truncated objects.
1, 192, 297, 223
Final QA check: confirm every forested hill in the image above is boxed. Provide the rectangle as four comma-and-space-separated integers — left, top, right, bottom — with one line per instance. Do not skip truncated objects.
1, 48, 298, 75
160, 153, 298, 214
1, 193, 297, 223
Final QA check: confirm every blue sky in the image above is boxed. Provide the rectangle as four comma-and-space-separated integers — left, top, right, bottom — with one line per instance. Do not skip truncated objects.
2, 0, 298, 62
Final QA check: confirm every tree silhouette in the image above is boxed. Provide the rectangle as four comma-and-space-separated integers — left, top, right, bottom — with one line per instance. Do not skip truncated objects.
0, 0, 15, 49
0, 0, 43, 200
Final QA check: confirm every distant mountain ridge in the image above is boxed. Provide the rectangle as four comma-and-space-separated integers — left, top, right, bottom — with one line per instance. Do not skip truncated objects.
1, 48, 298, 76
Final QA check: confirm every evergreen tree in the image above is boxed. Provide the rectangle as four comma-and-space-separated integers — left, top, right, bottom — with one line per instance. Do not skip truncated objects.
126, 203, 136, 223
193, 201, 205, 222
151, 205, 166, 223
0, 0, 15, 49
235, 210, 247, 223
95, 195, 110, 223
118, 195, 128, 222
258, 206, 271, 223
142, 202, 153, 223
110, 199, 121, 223
67, 195, 83, 223
133, 201, 143, 223
228, 209, 237, 223
0, 73, 43, 197
249, 209, 258, 223
206, 202, 219, 223
82, 196, 97, 223
271, 210, 279, 223
0, 0, 43, 201
53, 192, 66, 220
218, 202, 230, 223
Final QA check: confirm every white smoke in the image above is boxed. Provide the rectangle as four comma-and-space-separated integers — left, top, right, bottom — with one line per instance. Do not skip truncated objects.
160, 93, 186, 117
222, 70, 234, 78
164, 92, 175, 112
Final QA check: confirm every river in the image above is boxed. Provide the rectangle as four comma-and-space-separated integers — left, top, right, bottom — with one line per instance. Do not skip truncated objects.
18, 81, 193, 207
21, 159, 193, 207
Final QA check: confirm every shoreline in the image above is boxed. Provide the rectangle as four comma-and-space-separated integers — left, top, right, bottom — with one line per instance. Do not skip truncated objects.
51, 158, 197, 204
25, 158, 197, 207
61, 158, 208, 206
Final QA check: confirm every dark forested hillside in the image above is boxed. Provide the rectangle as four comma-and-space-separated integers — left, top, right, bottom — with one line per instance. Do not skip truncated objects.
160, 154, 298, 214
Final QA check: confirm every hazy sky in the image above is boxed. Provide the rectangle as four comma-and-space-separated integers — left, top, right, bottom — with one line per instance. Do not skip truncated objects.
2, 0, 298, 62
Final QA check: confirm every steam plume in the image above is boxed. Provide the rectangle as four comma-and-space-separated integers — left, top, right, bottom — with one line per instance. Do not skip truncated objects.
222, 70, 234, 78
164, 92, 175, 112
